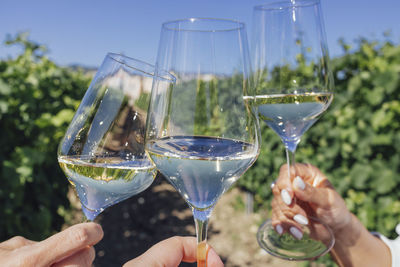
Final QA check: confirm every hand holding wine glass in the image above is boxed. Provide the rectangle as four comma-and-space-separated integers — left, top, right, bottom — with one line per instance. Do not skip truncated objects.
146, 18, 260, 267
57, 54, 173, 221
271, 163, 392, 267
252, 0, 335, 260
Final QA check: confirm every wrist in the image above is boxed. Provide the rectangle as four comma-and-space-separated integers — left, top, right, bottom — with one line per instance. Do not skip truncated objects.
330, 213, 392, 267
332, 213, 360, 242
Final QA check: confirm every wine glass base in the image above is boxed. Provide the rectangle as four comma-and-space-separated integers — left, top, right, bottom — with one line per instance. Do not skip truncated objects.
257, 217, 335, 261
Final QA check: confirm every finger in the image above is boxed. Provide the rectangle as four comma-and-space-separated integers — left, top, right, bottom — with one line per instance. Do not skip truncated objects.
276, 164, 294, 206
123, 236, 223, 267
272, 176, 310, 227
292, 176, 333, 208
271, 181, 281, 197
52, 246, 95, 267
271, 198, 289, 235
272, 194, 309, 226
271, 198, 304, 239
0, 236, 36, 250
31, 223, 103, 266
293, 163, 333, 188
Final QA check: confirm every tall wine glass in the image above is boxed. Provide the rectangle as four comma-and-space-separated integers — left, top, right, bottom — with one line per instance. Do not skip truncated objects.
252, 0, 335, 260
58, 53, 174, 221
146, 18, 260, 266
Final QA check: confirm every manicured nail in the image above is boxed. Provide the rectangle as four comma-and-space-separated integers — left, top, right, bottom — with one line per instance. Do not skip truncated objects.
293, 214, 309, 225
275, 224, 283, 235
293, 176, 305, 190
290, 227, 303, 240
281, 189, 292, 205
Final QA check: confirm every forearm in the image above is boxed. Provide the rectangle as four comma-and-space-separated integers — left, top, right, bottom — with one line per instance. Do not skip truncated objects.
330, 213, 391, 267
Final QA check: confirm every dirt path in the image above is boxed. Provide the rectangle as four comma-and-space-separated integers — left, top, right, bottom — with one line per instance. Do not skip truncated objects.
67, 175, 298, 266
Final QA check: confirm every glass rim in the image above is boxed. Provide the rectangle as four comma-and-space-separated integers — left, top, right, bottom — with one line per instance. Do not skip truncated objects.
106, 52, 175, 82
161, 17, 245, 32
254, 0, 320, 11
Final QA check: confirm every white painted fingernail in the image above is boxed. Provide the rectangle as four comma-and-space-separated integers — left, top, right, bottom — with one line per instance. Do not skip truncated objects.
294, 214, 309, 225
294, 176, 305, 190
290, 227, 303, 240
281, 189, 292, 205
275, 224, 283, 235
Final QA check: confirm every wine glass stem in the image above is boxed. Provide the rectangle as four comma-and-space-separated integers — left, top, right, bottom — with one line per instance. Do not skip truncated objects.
285, 147, 296, 182
194, 210, 210, 267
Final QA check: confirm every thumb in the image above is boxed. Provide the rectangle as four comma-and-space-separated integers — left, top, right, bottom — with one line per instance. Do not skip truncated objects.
292, 176, 333, 208
123, 236, 224, 267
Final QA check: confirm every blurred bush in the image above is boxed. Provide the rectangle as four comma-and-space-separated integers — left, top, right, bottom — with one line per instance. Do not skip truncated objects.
240, 38, 400, 238
0, 33, 90, 240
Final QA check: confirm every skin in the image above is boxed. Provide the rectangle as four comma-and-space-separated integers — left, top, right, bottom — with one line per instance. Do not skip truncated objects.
0, 224, 224, 267
123, 236, 224, 267
0, 222, 103, 267
272, 163, 391, 267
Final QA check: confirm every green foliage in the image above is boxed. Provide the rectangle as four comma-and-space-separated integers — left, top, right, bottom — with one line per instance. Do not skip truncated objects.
240, 39, 400, 264
162, 74, 256, 141
0, 33, 90, 240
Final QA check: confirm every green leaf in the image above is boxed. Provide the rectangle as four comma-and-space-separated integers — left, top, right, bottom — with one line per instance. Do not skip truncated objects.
371, 169, 397, 194
50, 109, 75, 127
349, 164, 371, 190
0, 79, 12, 95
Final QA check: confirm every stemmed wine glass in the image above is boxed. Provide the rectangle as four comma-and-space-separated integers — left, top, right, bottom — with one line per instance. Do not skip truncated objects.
58, 53, 174, 221
146, 18, 260, 266
252, 0, 335, 260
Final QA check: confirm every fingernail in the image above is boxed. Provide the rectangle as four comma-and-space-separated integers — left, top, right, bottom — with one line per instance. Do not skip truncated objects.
281, 189, 292, 205
293, 176, 305, 190
293, 214, 309, 225
290, 227, 303, 240
275, 224, 283, 235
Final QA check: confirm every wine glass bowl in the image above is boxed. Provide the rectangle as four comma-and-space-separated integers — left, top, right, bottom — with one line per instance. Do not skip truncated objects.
255, 92, 333, 152
146, 18, 260, 266
58, 53, 172, 220
252, 0, 335, 260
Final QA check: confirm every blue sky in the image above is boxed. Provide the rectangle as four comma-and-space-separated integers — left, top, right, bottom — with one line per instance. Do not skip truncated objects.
1, 0, 399, 67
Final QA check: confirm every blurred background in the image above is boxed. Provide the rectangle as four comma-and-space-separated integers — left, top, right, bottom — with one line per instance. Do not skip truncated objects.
1, 0, 400, 266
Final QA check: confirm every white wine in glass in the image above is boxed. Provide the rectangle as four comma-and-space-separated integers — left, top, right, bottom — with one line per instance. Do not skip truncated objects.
146, 18, 260, 267
58, 54, 174, 221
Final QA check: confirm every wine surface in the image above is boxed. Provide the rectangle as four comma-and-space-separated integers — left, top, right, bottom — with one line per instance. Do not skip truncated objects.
147, 136, 257, 210
58, 156, 156, 220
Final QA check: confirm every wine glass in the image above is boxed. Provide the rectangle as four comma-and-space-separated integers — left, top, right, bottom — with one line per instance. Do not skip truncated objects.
58, 53, 174, 221
146, 18, 260, 266
252, 0, 335, 260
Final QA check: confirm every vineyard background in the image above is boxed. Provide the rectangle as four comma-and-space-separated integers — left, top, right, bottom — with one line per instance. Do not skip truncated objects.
1, 33, 400, 266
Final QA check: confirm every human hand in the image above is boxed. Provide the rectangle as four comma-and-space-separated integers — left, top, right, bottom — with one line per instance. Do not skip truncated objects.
272, 163, 392, 267
271, 163, 352, 239
123, 236, 224, 267
0, 222, 103, 267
